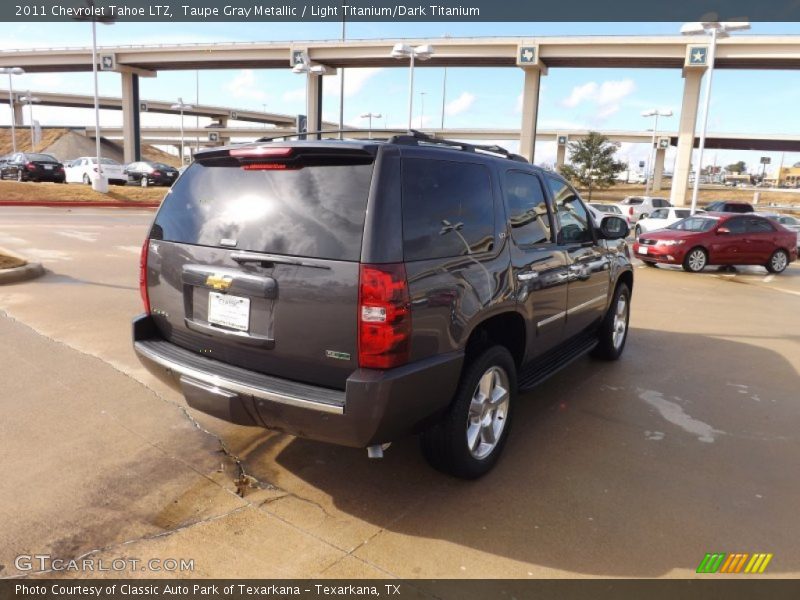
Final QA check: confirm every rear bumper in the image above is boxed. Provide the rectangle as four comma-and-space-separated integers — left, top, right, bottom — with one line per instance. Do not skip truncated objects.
132, 314, 463, 448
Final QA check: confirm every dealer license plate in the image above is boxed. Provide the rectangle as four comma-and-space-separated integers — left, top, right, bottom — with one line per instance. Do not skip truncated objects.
639, 246, 649, 255
208, 292, 250, 332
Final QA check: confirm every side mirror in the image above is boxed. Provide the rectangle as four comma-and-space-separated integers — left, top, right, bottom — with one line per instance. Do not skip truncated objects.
717, 227, 730, 235
599, 216, 629, 240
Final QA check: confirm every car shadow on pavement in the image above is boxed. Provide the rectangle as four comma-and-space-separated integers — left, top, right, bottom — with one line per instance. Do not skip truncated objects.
246, 327, 800, 577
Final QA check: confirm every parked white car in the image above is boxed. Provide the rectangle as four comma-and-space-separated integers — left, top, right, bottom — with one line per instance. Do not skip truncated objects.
756, 212, 800, 251
634, 207, 694, 236
64, 157, 127, 186
616, 195, 672, 225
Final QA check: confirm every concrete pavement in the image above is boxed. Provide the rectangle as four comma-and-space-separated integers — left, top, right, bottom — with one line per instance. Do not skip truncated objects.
0, 207, 798, 579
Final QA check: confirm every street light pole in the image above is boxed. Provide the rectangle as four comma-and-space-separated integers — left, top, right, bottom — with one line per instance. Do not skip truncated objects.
681, 20, 750, 214
689, 26, 717, 215
171, 98, 193, 165
390, 44, 434, 132
20, 93, 41, 151
1, 67, 25, 154
359, 112, 382, 138
641, 109, 672, 195
440, 66, 447, 129
89, 18, 107, 192
419, 91, 426, 129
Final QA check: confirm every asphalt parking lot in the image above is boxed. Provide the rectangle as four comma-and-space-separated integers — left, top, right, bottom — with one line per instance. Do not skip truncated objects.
1, 206, 799, 579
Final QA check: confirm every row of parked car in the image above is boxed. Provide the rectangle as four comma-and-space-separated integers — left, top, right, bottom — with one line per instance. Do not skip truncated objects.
588, 196, 799, 274
0, 152, 180, 187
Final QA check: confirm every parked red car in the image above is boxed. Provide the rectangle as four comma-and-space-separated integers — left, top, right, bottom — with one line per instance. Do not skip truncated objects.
633, 213, 798, 274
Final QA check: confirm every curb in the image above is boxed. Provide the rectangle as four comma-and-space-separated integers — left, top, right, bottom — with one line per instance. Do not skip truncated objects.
0, 201, 160, 208
0, 246, 45, 285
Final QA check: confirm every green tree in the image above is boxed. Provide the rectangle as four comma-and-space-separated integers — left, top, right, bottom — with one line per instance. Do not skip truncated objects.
559, 132, 626, 200
726, 161, 747, 173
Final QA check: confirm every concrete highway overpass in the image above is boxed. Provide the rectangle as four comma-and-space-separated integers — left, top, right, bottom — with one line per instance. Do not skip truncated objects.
2, 35, 800, 205
0, 90, 336, 127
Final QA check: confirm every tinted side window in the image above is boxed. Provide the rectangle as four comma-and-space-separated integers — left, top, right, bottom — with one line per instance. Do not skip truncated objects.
503, 171, 551, 247
651, 209, 667, 219
546, 176, 593, 244
726, 217, 748, 234
746, 218, 775, 233
402, 158, 494, 261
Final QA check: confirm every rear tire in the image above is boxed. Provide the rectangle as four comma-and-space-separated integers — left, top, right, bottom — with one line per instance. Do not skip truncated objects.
421, 346, 516, 479
591, 283, 630, 361
16, 171, 23, 182
634, 225, 642, 237
682, 247, 708, 273
83, 174, 91, 185
140, 177, 149, 188
766, 249, 789, 274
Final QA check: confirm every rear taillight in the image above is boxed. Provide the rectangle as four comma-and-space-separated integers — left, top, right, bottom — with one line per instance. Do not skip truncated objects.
358, 263, 411, 369
629, 207, 634, 216
152, 170, 161, 177
25, 162, 36, 171
139, 238, 151, 315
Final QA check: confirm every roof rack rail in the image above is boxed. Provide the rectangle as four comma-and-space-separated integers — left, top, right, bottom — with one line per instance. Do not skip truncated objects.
255, 128, 404, 142
251, 128, 529, 163
388, 130, 528, 163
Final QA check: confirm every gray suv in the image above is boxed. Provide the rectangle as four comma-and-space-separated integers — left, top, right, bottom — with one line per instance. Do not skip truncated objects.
133, 132, 633, 478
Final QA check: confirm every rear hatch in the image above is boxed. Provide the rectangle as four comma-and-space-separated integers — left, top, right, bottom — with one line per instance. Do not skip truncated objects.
144, 143, 376, 390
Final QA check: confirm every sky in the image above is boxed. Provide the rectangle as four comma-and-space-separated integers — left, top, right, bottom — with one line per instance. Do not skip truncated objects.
1, 20, 799, 173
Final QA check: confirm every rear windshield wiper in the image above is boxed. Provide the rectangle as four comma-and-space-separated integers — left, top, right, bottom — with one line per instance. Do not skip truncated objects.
230, 252, 331, 269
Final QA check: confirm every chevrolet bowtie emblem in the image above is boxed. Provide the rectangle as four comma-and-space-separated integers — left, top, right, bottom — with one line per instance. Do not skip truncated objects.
206, 274, 233, 291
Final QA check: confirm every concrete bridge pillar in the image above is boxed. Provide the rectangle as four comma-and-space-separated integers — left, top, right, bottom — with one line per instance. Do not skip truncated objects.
519, 66, 545, 163
556, 143, 566, 172
306, 73, 323, 139
121, 72, 141, 163
670, 69, 704, 206
12, 99, 23, 127
653, 146, 666, 192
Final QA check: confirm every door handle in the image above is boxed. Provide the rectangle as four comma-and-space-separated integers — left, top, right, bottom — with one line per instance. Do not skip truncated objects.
517, 272, 539, 281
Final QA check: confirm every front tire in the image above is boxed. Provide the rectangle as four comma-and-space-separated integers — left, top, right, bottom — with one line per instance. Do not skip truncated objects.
421, 346, 516, 479
16, 171, 23, 183
83, 174, 91, 185
591, 283, 630, 361
140, 177, 149, 188
766, 249, 789, 274
683, 247, 708, 273
634, 225, 642, 237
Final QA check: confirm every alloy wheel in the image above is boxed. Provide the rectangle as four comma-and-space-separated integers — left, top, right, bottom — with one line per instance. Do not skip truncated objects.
466, 366, 510, 460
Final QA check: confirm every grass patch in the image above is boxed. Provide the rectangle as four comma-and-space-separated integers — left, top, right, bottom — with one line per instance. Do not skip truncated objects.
0, 180, 166, 203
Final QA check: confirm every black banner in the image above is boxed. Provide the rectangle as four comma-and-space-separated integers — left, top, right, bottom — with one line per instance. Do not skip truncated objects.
3, 580, 800, 600
2, 0, 799, 22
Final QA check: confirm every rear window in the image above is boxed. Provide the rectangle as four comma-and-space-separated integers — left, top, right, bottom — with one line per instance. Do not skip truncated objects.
401, 158, 494, 261
623, 197, 644, 205
151, 160, 374, 261
28, 153, 58, 163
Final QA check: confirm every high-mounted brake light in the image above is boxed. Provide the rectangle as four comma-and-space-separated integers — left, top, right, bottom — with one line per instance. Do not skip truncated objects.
139, 238, 151, 315
229, 146, 293, 158
358, 264, 411, 369
242, 163, 293, 171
